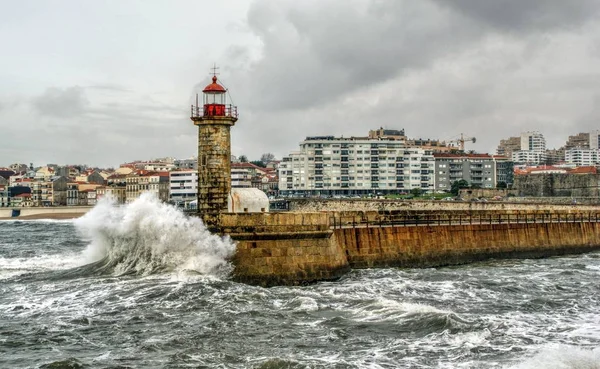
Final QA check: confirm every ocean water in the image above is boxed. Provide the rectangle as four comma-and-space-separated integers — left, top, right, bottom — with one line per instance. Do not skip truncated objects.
1, 195, 599, 369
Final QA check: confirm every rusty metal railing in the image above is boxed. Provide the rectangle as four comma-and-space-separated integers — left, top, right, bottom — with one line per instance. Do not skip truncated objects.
190, 104, 238, 119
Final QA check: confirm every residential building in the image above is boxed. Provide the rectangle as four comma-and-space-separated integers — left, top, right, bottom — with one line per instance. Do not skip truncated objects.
0, 185, 8, 207
11, 193, 32, 207
56, 166, 80, 178
67, 183, 79, 206
511, 131, 547, 165
51, 176, 69, 206
96, 185, 126, 204
368, 128, 406, 141
252, 175, 279, 196
31, 181, 53, 206
545, 149, 565, 165
496, 137, 521, 158
147, 172, 169, 202
278, 134, 435, 196
521, 131, 546, 152
565, 148, 600, 167
433, 153, 497, 190
512, 150, 547, 165
565, 132, 590, 150
125, 171, 169, 203
231, 166, 252, 188
169, 170, 198, 208
78, 189, 93, 206
34, 167, 55, 181
174, 157, 198, 170
590, 130, 600, 150
493, 157, 514, 186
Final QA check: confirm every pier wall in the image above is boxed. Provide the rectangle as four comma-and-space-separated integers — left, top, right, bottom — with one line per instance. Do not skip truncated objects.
335, 222, 600, 269
222, 212, 349, 286
225, 209, 600, 286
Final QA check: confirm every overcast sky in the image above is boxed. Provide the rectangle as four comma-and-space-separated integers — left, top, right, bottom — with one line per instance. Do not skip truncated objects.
1, 0, 599, 168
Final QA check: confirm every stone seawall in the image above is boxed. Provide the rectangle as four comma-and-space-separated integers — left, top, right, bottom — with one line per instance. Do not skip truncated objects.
335, 222, 600, 269
221, 212, 349, 286
224, 209, 600, 286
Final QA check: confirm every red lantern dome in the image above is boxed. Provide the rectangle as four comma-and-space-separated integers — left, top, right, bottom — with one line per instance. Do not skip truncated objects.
202, 76, 227, 93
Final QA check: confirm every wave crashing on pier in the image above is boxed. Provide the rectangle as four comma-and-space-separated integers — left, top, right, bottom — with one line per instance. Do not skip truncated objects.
74, 193, 236, 277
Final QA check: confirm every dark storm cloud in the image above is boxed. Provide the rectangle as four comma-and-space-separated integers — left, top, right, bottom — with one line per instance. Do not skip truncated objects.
432, 0, 600, 31
236, 0, 600, 113
32, 86, 89, 118
225, 0, 600, 159
239, 0, 476, 110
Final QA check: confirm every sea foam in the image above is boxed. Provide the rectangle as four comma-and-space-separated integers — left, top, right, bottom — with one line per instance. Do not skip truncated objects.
508, 344, 600, 369
74, 193, 236, 278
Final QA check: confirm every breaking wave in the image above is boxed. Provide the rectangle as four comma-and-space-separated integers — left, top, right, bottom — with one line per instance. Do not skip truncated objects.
73, 193, 236, 278
508, 344, 600, 369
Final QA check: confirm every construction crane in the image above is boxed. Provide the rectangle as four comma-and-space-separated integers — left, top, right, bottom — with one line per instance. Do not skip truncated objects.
448, 133, 476, 152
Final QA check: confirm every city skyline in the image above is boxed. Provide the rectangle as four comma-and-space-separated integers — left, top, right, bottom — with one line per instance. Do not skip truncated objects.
1, 1, 600, 167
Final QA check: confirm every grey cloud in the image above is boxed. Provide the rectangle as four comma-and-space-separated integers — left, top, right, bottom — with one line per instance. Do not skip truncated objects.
32, 86, 89, 118
235, 0, 600, 115
86, 84, 131, 93
431, 0, 600, 31
238, 0, 476, 110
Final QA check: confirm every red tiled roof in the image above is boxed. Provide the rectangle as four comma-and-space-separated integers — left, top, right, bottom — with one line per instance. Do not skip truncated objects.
568, 166, 597, 174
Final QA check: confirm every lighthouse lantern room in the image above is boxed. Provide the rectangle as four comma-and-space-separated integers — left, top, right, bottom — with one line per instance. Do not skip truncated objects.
192, 75, 238, 119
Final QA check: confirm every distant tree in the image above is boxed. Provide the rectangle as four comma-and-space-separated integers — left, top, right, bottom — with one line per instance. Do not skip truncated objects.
496, 181, 507, 189
451, 179, 469, 196
260, 153, 276, 165
410, 188, 423, 197
471, 183, 481, 189
238, 155, 248, 163
250, 160, 266, 168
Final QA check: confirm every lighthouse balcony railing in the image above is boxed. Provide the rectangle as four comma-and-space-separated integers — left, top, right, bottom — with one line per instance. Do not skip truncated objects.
191, 104, 238, 119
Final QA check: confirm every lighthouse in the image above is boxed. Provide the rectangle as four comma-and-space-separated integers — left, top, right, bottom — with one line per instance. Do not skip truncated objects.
191, 71, 238, 228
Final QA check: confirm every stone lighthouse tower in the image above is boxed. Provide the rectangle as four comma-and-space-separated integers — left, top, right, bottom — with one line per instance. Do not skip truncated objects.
191, 72, 238, 228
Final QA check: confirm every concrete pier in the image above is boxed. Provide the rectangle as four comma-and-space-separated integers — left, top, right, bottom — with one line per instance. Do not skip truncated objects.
224, 208, 600, 287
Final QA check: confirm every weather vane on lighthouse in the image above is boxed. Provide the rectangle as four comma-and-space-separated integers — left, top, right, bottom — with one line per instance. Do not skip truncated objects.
210, 63, 220, 77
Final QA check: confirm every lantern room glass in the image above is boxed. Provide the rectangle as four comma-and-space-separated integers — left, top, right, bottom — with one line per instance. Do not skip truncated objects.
204, 92, 226, 105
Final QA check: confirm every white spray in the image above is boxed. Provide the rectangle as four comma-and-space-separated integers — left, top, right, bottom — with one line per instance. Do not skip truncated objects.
74, 193, 236, 278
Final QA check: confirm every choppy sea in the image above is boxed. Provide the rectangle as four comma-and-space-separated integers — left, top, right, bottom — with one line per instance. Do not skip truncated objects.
1, 194, 599, 368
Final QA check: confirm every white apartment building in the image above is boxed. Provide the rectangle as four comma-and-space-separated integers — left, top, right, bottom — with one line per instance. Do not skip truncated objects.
512, 131, 547, 164
565, 148, 600, 167
279, 136, 435, 196
590, 130, 600, 150
169, 170, 197, 208
231, 167, 252, 188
